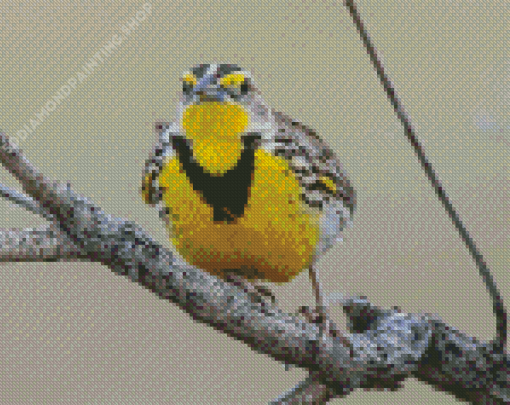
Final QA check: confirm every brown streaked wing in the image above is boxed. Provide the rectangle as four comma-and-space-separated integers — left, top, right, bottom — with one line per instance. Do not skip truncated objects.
271, 110, 356, 216
141, 121, 173, 206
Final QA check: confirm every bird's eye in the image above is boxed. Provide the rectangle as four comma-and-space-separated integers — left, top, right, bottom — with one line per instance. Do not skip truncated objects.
182, 74, 197, 94
240, 81, 249, 95
219, 74, 249, 96
182, 81, 193, 93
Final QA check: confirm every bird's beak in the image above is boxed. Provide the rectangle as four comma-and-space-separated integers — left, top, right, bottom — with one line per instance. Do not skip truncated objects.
193, 75, 226, 103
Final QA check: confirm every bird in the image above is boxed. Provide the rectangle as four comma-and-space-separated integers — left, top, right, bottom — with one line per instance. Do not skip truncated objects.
141, 63, 356, 340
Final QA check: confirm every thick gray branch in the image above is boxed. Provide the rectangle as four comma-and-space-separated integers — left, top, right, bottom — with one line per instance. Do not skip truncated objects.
0, 224, 85, 262
1, 132, 508, 403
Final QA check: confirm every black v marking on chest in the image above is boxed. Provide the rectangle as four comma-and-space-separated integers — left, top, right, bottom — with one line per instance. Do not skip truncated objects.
172, 134, 260, 223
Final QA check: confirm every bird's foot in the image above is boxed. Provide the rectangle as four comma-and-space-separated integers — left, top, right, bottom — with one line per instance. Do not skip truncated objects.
298, 305, 353, 356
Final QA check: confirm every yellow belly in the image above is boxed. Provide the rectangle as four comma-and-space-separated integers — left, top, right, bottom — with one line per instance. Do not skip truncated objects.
159, 149, 320, 283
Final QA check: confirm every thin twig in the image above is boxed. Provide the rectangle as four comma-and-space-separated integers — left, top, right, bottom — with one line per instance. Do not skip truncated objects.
344, 0, 507, 353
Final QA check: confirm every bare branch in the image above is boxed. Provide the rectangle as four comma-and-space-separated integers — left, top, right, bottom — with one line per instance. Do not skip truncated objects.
269, 373, 338, 404
0, 224, 85, 262
0, 184, 54, 220
274, 296, 510, 404
1, 132, 509, 403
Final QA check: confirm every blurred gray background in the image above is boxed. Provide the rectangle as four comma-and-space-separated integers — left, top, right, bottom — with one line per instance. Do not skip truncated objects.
0, 1, 508, 403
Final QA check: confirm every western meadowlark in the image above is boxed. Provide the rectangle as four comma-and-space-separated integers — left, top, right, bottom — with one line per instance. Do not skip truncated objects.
141, 63, 356, 338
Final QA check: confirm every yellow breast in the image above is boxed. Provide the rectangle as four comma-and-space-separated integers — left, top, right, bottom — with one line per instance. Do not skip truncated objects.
159, 103, 320, 283
182, 102, 248, 174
